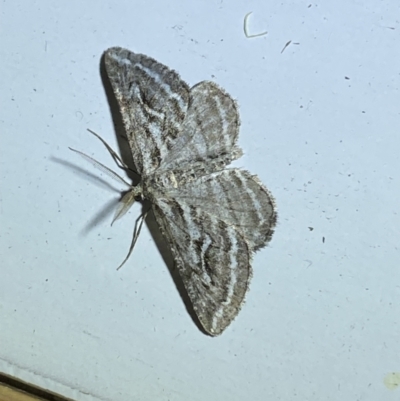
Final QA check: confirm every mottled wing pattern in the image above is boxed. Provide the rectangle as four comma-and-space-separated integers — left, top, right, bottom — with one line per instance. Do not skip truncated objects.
103, 47, 277, 336
152, 198, 251, 336
169, 169, 277, 251
159, 81, 243, 173
104, 47, 190, 175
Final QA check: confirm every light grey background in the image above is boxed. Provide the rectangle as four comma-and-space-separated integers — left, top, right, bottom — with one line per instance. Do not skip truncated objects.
1, 1, 399, 400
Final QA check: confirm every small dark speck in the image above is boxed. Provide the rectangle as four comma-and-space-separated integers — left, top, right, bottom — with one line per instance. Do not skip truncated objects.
308, 227, 314, 231
281, 40, 292, 53
344, 76, 350, 80
322, 236, 325, 243
362, 111, 366, 113
33, 88, 37, 92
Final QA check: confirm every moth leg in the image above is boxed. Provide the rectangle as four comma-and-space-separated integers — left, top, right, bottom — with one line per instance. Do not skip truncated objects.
117, 209, 148, 270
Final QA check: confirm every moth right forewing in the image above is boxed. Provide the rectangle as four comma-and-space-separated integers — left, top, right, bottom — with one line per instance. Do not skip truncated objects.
152, 198, 252, 336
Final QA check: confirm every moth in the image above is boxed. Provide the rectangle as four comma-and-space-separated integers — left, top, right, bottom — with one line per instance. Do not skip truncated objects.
73, 47, 277, 336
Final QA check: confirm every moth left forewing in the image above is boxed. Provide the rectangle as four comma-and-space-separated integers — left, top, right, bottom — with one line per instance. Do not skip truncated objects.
104, 47, 191, 176
152, 198, 252, 336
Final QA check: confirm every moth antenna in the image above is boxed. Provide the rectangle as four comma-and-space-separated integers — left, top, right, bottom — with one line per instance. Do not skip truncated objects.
69, 147, 131, 187
87, 129, 138, 176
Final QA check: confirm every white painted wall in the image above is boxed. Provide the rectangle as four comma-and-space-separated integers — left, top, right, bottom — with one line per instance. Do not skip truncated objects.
1, 1, 399, 400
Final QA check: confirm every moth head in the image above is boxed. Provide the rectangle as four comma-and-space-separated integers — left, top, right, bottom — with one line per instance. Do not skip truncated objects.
112, 186, 142, 225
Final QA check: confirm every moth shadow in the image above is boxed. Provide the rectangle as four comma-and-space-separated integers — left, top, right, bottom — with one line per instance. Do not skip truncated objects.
100, 54, 207, 336
145, 207, 208, 335
51, 157, 123, 193
80, 198, 120, 235
100, 53, 138, 185
52, 156, 127, 230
